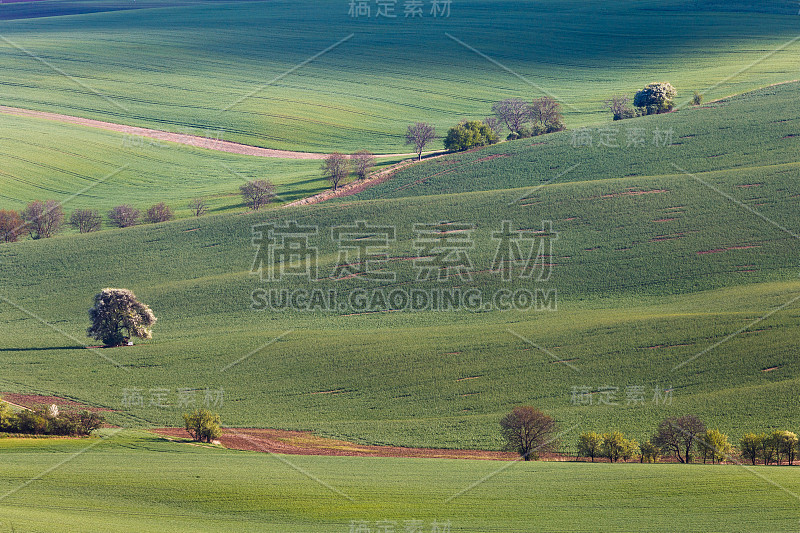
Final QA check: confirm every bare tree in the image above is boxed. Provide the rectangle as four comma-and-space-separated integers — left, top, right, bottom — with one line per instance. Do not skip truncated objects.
188, 197, 208, 217
529, 97, 565, 133
0, 210, 24, 243
108, 205, 140, 228
22, 200, 64, 239
603, 95, 632, 120
321, 153, 350, 191
491, 98, 529, 135
351, 150, 376, 180
499, 406, 557, 461
145, 202, 174, 223
405, 122, 436, 161
69, 209, 103, 233
483, 116, 504, 138
652, 415, 706, 463
240, 179, 276, 210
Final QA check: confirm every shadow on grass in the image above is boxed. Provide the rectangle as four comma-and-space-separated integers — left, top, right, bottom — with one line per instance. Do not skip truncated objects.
0, 346, 84, 352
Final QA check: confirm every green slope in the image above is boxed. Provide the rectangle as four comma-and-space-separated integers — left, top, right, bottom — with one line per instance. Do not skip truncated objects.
355, 81, 800, 199
0, 111, 329, 216
1, 84, 799, 449
0, 0, 799, 151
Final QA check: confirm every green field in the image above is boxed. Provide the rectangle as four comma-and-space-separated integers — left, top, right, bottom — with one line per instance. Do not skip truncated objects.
0, 430, 799, 532
0, 111, 333, 218
1, 84, 799, 450
0, 0, 799, 152
2, 2, 800, 529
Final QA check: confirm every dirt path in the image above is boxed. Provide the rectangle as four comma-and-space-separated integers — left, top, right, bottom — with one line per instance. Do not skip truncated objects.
152, 427, 523, 460
283, 151, 450, 207
283, 158, 417, 207
0, 392, 112, 412
0, 105, 422, 160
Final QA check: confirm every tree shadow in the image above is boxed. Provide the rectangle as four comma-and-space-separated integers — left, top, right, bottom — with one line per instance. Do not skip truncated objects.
0, 346, 84, 352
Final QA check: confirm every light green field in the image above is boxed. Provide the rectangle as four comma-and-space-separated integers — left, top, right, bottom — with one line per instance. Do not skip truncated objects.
0, 112, 331, 217
0, 430, 798, 532
0, 0, 799, 152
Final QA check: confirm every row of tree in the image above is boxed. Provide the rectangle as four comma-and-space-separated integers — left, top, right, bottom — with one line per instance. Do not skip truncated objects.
0, 200, 193, 241
0, 401, 104, 437
501, 407, 799, 465
320, 150, 377, 191
402, 96, 567, 161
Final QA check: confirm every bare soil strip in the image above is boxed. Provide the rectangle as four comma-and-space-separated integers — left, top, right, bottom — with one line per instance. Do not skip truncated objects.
150, 428, 698, 463
0, 393, 112, 412
282, 158, 420, 207
152, 427, 520, 460
0, 105, 419, 160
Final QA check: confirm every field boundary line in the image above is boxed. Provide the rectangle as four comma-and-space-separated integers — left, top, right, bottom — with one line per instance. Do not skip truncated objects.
0, 106, 421, 160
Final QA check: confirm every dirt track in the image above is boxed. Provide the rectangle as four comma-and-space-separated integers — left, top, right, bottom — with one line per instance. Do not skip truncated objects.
0, 392, 112, 412
152, 427, 522, 461
0, 105, 421, 160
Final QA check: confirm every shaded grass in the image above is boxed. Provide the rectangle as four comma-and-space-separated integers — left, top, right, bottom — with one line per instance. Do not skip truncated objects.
0, 430, 799, 532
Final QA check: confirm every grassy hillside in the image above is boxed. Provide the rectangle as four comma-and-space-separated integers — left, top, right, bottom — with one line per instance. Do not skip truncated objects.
0, 0, 799, 151
1, 84, 798, 449
355, 81, 800, 199
1, 430, 799, 532
0, 111, 330, 216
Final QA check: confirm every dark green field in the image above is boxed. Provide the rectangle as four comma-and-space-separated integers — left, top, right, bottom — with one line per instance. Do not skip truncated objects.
1, 0, 799, 151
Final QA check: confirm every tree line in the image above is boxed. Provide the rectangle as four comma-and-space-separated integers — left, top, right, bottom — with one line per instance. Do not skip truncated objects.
403, 95, 567, 160
0, 401, 104, 437
502, 406, 799, 465
0, 200, 195, 242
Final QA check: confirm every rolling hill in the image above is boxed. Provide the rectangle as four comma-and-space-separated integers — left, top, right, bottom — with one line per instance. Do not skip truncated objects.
1, 83, 798, 451
0, 0, 798, 152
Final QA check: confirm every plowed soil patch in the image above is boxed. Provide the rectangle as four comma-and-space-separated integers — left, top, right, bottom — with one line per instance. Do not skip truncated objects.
1, 393, 112, 412
152, 427, 518, 460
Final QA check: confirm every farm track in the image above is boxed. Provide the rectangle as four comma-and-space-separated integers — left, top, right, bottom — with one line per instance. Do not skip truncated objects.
152, 427, 521, 460
0, 105, 422, 160
283, 155, 438, 207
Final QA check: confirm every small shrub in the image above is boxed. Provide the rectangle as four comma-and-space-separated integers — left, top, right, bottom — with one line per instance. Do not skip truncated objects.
22, 200, 64, 238
240, 179, 276, 210
691, 91, 703, 106
188, 197, 208, 217
183, 408, 222, 443
0, 210, 24, 243
443, 120, 498, 151
633, 82, 677, 115
108, 205, 140, 228
639, 441, 660, 463
351, 150, 376, 180
145, 202, 174, 224
69, 209, 102, 233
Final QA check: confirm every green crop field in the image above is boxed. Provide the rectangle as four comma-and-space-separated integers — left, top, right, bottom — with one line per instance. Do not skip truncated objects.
0, 0, 799, 152
1, 430, 799, 532
1, 84, 798, 450
2, 1, 800, 530
0, 112, 332, 218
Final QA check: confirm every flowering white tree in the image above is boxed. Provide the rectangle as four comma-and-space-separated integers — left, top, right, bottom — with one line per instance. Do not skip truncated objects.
87, 288, 156, 347
633, 82, 677, 113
